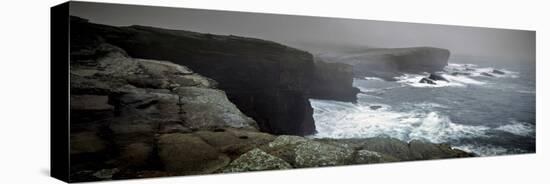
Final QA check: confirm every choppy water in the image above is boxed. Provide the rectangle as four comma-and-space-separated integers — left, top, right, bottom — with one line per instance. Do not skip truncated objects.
309, 58, 536, 156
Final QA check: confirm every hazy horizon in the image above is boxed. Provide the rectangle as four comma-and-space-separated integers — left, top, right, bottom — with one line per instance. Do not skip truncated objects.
69, 1, 535, 62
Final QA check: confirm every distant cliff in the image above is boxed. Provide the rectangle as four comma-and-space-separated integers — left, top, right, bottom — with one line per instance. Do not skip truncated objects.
317, 47, 450, 80
70, 16, 358, 135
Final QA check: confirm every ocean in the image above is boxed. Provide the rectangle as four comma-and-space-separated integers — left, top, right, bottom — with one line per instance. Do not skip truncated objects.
309, 57, 536, 156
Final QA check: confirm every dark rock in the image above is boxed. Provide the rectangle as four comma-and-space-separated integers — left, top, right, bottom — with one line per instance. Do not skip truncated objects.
70, 95, 114, 111
492, 69, 505, 75
428, 73, 449, 82
119, 143, 153, 167
419, 77, 436, 85
369, 105, 382, 110
70, 131, 107, 155
481, 72, 495, 77
451, 72, 471, 76
310, 61, 359, 102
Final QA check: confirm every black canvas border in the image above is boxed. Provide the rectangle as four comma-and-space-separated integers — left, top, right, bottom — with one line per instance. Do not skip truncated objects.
51, 1, 70, 183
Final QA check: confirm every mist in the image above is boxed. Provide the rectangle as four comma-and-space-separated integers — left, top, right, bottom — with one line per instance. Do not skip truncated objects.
69, 1, 535, 62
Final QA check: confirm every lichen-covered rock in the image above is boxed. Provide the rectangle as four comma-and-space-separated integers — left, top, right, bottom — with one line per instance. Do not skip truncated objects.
353, 150, 398, 164
157, 133, 230, 174
222, 148, 292, 173
316, 137, 474, 161
294, 140, 354, 167
264, 135, 354, 168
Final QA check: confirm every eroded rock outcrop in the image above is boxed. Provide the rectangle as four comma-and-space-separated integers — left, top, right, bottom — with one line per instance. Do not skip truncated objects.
70, 16, 357, 135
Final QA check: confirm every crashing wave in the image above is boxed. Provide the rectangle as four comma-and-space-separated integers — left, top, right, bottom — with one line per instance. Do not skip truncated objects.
309, 99, 490, 143
495, 120, 535, 137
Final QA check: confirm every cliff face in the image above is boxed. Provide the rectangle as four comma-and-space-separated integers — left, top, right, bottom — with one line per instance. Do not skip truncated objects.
310, 61, 360, 102
70, 16, 358, 135
317, 47, 450, 80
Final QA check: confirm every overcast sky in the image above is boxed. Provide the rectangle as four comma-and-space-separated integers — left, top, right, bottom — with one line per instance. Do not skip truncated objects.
69, 1, 535, 61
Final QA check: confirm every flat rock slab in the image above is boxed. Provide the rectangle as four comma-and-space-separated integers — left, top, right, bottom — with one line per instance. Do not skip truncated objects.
157, 133, 230, 174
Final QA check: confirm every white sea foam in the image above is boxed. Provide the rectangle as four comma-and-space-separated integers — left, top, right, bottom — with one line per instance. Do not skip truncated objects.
452, 144, 509, 156
393, 63, 520, 88
364, 76, 384, 81
309, 99, 490, 143
394, 73, 482, 88
445, 63, 519, 78
495, 120, 535, 137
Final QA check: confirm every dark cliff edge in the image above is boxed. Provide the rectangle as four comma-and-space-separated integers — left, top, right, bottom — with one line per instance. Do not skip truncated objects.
70, 16, 358, 136
317, 47, 451, 80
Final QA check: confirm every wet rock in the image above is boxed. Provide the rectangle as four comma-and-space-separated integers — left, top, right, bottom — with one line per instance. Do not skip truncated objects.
492, 69, 505, 75
451, 72, 471, 76
369, 105, 382, 110
419, 77, 436, 85
157, 133, 230, 174
221, 148, 292, 173
481, 72, 495, 77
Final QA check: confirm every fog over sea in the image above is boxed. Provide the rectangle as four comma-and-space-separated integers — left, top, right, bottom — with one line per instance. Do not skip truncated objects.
309, 56, 535, 156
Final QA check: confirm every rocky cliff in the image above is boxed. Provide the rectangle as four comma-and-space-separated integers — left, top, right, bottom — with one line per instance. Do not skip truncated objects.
310, 61, 360, 102
70, 16, 358, 135
69, 44, 473, 182
317, 47, 450, 80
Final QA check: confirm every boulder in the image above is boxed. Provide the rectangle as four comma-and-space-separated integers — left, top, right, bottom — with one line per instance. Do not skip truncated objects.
221, 148, 292, 173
